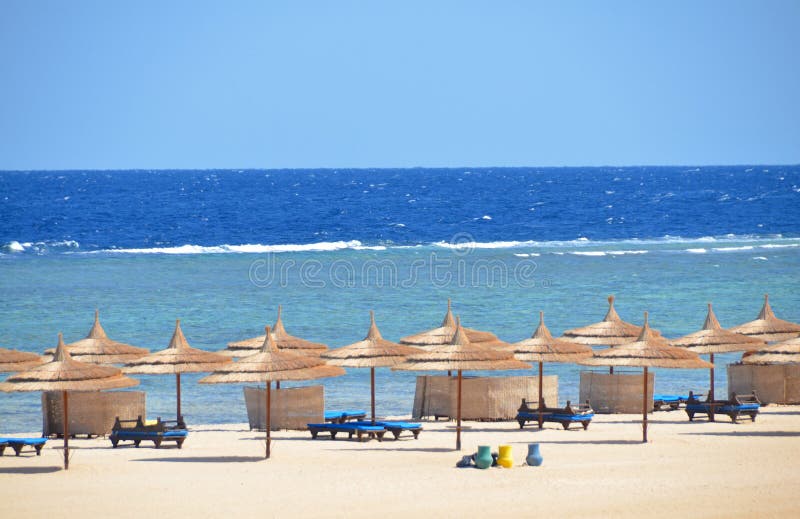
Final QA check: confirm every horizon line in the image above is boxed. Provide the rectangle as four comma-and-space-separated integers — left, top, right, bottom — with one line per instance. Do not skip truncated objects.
1, 163, 799, 173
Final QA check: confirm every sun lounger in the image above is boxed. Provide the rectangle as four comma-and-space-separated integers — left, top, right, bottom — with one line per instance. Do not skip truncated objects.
0, 437, 47, 456
685, 391, 760, 423
109, 416, 188, 448
516, 399, 594, 430
349, 420, 423, 440
324, 410, 367, 423
653, 393, 700, 411
306, 422, 386, 441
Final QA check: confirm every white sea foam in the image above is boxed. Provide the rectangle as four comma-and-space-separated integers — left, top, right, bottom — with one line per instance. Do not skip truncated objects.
686, 248, 708, 254
572, 251, 606, 256
752, 256, 768, 261
97, 241, 368, 255
712, 246, 754, 252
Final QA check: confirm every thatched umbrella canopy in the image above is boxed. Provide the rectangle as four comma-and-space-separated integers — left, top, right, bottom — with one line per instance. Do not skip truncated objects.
0, 347, 45, 372
225, 306, 329, 357
502, 311, 592, 428
394, 318, 530, 450
728, 294, 800, 343
123, 320, 231, 422
0, 333, 138, 469
399, 299, 504, 350
562, 295, 661, 345
43, 310, 149, 365
671, 303, 767, 402
579, 312, 712, 442
322, 311, 423, 423
201, 326, 344, 458
742, 336, 800, 365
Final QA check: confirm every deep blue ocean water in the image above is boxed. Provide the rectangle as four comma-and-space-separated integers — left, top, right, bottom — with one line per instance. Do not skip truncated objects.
1, 166, 799, 432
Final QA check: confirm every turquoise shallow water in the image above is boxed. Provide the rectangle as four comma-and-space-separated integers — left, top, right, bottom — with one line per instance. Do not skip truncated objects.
1, 242, 798, 432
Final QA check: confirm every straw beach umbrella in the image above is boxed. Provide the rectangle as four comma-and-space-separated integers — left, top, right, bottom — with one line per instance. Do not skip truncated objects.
562, 295, 661, 374
728, 294, 800, 343
124, 320, 231, 422
742, 336, 800, 365
321, 311, 423, 424
671, 303, 766, 402
394, 318, 530, 450
200, 326, 345, 458
44, 310, 149, 365
226, 306, 329, 357
502, 311, 592, 428
0, 347, 44, 372
399, 299, 503, 349
579, 313, 712, 442
0, 333, 138, 469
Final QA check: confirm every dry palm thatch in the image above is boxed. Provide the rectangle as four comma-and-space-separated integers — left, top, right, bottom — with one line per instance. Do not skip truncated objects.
562, 295, 661, 345
728, 294, 800, 343
670, 303, 767, 400
321, 311, 423, 422
394, 318, 529, 450
43, 310, 149, 364
123, 320, 231, 420
201, 326, 344, 458
0, 333, 138, 470
579, 312, 711, 443
0, 347, 45, 372
502, 311, 592, 429
226, 306, 328, 357
742, 336, 800, 365
398, 299, 503, 349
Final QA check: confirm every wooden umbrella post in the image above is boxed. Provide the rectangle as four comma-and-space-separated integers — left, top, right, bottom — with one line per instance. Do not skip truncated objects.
708, 353, 715, 422
266, 381, 272, 459
456, 370, 462, 451
176, 372, 182, 422
370, 367, 376, 425
538, 361, 544, 429
63, 390, 70, 470
642, 367, 648, 443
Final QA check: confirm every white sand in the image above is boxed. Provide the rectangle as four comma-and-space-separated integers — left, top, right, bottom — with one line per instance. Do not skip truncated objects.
2, 407, 799, 518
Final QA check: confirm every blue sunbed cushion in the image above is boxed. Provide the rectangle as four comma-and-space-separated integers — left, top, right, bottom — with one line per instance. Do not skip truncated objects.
341, 410, 367, 417
653, 394, 681, 402
719, 403, 760, 412
0, 437, 47, 445
350, 421, 422, 429
163, 430, 189, 438
550, 413, 594, 421
307, 423, 385, 432
324, 411, 344, 420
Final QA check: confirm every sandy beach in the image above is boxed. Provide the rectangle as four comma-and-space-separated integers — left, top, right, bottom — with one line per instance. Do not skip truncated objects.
2, 406, 799, 518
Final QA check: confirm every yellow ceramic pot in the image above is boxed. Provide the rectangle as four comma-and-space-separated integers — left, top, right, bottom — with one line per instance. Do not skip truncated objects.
497, 445, 513, 468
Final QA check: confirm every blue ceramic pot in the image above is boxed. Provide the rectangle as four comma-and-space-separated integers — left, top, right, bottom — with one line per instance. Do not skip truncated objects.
475, 445, 493, 469
526, 443, 543, 466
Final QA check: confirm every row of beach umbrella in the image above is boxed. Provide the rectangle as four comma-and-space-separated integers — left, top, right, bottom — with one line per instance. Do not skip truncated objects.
1, 295, 799, 469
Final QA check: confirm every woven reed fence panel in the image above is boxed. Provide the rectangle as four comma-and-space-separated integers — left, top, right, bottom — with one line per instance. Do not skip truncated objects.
42, 391, 145, 437
244, 385, 324, 431
728, 363, 800, 404
412, 375, 558, 421
579, 371, 654, 414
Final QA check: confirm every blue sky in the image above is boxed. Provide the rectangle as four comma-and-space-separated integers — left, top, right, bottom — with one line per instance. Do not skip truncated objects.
1, 1, 798, 169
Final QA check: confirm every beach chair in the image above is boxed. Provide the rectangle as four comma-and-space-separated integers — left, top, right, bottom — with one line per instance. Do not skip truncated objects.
685, 391, 760, 423
109, 416, 188, 448
653, 393, 703, 411
0, 437, 47, 456
306, 422, 386, 441
516, 399, 594, 430
323, 410, 367, 424
349, 420, 423, 440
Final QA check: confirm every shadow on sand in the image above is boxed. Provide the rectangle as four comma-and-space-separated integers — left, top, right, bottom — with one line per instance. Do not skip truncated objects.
132, 455, 265, 463
0, 466, 63, 474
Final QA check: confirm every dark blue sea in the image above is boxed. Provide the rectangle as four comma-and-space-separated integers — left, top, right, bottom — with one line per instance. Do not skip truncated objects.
1, 166, 799, 431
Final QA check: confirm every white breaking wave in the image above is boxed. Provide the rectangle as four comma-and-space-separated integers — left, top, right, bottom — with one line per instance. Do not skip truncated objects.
95, 241, 369, 255
686, 248, 708, 254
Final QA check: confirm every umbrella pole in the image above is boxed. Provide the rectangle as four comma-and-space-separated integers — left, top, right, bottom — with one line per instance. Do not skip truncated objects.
538, 361, 544, 430
370, 367, 376, 425
63, 390, 70, 470
176, 372, 181, 422
456, 370, 462, 451
642, 367, 648, 443
709, 353, 715, 422
266, 381, 272, 459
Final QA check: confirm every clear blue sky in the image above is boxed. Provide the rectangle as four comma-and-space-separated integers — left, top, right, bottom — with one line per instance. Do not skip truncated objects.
1, 1, 798, 169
